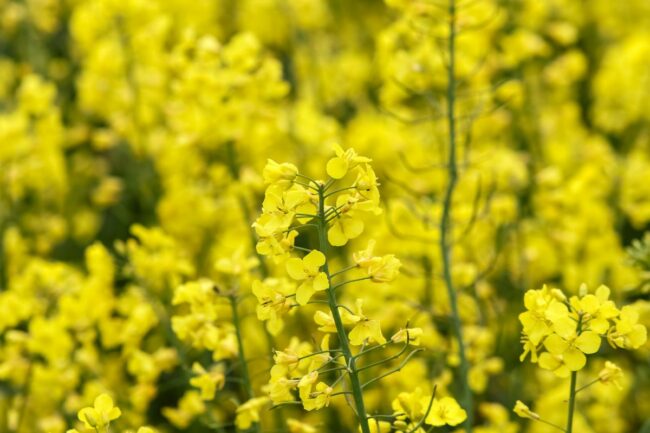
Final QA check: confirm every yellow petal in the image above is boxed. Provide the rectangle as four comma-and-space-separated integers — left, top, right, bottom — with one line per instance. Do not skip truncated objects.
552, 316, 576, 339
303, 250, 326, 272
590, 318, 609, 334
286, 258, 307, 280
342, 218, 364, 239
78, 408, 97, 428
94, 394, 114, 413
563, 348, 586, 371
267, 318, 284, 335
348, 320, 385, 346
595, 285, 610, 301
575, 331, 601, 354
326, 157, 349, 179
538, 352, 560, 371
543, 334, 569, 355
296, 282, 315, 305
544, 302, 568, 323
579, 295, 599, 314
348, 324, 365, 346
312, 272, 329, 292
367, 320, 386, 345
328, 223, 347, 246
320, 334, 330, 351
440, 397, 467, 426
629, 324, 647, 348
620, 306, 639, 322
555, 364, 571, 378
107, 407, 121, 421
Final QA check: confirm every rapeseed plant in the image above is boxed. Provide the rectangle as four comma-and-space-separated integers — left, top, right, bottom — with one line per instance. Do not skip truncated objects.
0, 1, 649, 433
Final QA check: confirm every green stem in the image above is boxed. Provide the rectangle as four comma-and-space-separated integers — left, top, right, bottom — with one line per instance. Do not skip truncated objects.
439, 0, 473, 430
230, 296, 261, 433
566, 373, 578, 433
330, 264, 359, 279
566, 315, 583, 433
316, 185, 371, 433
536, 417, 566, 432
574, 377, 599, 394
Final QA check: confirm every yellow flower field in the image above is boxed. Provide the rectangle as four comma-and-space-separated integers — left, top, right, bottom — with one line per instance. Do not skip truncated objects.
1, 1, 649, 433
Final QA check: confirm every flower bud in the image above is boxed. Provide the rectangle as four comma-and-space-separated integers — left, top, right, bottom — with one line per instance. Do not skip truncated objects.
513, 400, 539, 420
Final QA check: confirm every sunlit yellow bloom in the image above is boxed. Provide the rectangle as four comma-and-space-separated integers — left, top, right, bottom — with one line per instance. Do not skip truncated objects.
189, 362, 225, 400
235, 397, 270, 430
77, 394, 121, 430
326, 143, 371, 179
391, 328, 423, 346
263, 159, 299, 188
518, 285, 567, 345
253, 278, 296, 334
286, 250, 329, 305
424, 396, 467, 427
349, 319, 386, 346
598, 361, 624, 389
607, 306, 647, 349
542, 330, 601, 373
569, 285, 619, 334
255, 225, 298, 261
301, 382, 333, 411
314, 305, 361, 333
261, 184, 316, 229
392, 387, 426, 423
268, 366, 298, 403
298, 370, 319, 402
328, 195, 366, 246
353, 240, 401, 282
353, 164, 380, 207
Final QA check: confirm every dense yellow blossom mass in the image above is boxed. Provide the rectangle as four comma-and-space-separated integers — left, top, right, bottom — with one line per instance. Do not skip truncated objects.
1, 1, 649, 433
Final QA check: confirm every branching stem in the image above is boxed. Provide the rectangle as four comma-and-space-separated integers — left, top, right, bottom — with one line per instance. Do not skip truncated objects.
316, 184, 371, 433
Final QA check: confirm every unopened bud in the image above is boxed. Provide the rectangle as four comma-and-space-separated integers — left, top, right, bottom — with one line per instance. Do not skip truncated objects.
579, 283, 588, 297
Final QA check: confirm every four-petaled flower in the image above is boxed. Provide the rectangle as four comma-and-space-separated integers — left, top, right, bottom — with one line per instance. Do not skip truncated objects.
424, 396, 467, 427
326, 143, 371, 179
286, 250, 329, 305
78, 394, 121, 430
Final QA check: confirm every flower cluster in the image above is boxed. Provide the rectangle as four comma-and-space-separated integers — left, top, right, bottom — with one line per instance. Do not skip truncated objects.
1, 0, 650, 432
68, 394, 153, 433
252, 147, 455, 433
519, 284, 646, 377
516, 283, 647, 432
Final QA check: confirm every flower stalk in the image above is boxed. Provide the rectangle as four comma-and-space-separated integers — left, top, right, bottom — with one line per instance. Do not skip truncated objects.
566, 314, 583, 433
439, 0, 473, 430
316, 183, 371, 433
230, 295, 261, 433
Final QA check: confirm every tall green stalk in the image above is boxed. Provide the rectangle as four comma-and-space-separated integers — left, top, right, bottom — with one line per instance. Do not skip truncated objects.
566, 314, 583, 433
439, 0, 473, 430
230, 296, 261, 433
566, 372, 578, 433
316, 184, 371, 433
